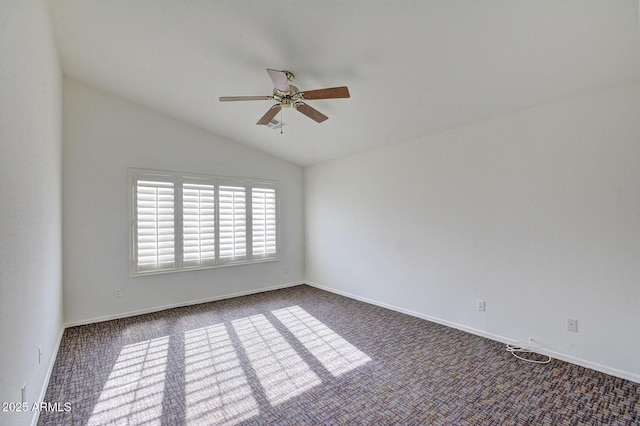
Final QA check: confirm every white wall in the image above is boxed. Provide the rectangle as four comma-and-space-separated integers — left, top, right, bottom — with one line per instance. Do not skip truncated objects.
305, 80, 640, 383
62, 78, 304, 325
0, 1, 63, 425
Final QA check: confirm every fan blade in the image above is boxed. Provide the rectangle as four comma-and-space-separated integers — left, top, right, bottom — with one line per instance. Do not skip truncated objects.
295, 102, 328, 123
267, 69, 291, 92
301, 86, 350, 100
257, 105, 282, 125
219, 96, 271, 102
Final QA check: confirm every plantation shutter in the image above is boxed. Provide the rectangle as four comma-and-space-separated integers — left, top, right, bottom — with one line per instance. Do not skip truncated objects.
135, 178, 175, 272
182, 181, 216, 267
252, 187, 277, 258
219, 185, 247, 262
131, 169, 279, 276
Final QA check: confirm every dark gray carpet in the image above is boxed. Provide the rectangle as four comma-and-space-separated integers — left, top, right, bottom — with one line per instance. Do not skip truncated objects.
40, 285, 639, 425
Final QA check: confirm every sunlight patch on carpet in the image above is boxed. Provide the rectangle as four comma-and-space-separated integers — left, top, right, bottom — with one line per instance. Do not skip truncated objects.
88, 336, 169, 425
184, 324, 259, 425
232, 314, 321, 406
272, 306, 371, 376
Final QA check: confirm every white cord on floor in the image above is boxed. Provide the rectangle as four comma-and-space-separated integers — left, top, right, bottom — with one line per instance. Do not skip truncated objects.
506, 340, 552, 364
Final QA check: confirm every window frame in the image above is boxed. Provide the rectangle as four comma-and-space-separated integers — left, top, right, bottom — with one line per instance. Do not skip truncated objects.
129, 168, 280, 277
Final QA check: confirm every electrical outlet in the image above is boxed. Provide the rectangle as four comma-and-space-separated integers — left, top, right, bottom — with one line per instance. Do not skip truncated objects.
476, 300, 486, 311
567, 319, 578, 332
114, 288, 122, 298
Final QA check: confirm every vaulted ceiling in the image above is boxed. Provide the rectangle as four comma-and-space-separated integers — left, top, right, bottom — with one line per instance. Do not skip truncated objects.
47, 0, 640, 166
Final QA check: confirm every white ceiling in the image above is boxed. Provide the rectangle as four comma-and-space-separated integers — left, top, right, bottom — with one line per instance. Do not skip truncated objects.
47, 0, 640, 166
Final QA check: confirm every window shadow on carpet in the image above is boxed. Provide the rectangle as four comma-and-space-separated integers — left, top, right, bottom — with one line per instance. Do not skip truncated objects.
75, 305, 371, 425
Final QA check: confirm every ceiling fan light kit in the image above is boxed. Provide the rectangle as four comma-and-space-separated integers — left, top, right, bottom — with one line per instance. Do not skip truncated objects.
219, 69, 350, 130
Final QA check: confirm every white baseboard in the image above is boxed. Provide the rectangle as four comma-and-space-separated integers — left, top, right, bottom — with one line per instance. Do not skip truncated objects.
64, 281, 305, 328
31, 326, 65, 426
306, 281, 640, 385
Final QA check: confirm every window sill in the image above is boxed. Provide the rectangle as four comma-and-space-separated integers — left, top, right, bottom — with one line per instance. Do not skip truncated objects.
129, 256, 280, 278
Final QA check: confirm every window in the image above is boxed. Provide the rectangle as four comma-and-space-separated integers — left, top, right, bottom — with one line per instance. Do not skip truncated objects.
135, 177, 175, 273
251, 187, 277, 259
130, 169, 279, 276
219, 185, 247, 262
182, 181, 215, 268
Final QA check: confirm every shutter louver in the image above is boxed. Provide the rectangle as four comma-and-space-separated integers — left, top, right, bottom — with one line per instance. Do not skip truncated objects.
219, 185, 247, 262
136, 179, 175, 272
183, 182, 215, 267
252, 187, 277, 258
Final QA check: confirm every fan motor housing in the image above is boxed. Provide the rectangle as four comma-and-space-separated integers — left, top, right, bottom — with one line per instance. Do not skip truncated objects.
273, 85, 299, 107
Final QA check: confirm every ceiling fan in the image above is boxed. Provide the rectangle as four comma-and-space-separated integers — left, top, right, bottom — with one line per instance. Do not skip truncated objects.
219, 69, 350, 126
